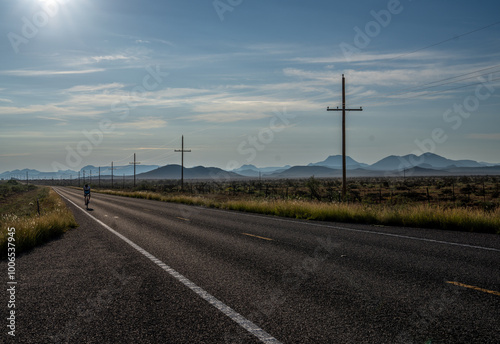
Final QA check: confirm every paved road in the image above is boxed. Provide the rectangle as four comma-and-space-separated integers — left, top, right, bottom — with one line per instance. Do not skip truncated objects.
2, 186, 499, 343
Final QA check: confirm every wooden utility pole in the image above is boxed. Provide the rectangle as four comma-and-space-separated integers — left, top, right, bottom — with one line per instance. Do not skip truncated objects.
129, 153, 141, 187
110, 161, 118, 189
327, 74, 363, 201
174, 135, 192, 191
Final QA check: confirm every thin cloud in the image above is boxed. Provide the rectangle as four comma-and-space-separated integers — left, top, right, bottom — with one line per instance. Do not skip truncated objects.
189, 112, 270, 123
0, 69, 105, 77
291, 51, 448, 64
66, 83, 125, 93
0, 153, 32, 157
467, 133, 500, 140
89, 55, 135, 63
115, 118, 168, 130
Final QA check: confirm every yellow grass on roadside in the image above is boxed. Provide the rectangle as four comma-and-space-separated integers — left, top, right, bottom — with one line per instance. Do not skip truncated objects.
0, 188, 77, 258
96, 189, 500, 234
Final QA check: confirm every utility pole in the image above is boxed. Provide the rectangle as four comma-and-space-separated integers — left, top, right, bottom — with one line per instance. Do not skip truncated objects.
327, 74, 363, 201
129, 153, 141, 187
174, 135, 192, 191
98, 166, 101, 188
111, 162, 114, 188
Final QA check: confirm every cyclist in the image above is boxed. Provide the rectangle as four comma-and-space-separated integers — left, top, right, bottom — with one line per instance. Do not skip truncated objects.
83, 184, 91, 209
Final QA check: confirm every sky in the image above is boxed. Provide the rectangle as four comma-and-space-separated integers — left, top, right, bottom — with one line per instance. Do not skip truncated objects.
1, 0, 499, 172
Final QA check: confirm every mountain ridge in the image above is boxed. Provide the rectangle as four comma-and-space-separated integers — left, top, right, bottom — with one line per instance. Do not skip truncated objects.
2, 153, 499, 180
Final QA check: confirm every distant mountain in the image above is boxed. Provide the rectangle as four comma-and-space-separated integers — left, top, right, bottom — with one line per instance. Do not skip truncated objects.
2, 153, 499, 181
309, 155, 368, 169
0, 164, 159, 180
269, 166, 340, 178
231, 164, 291, 177
137, 165, 243, 180
80, 164, 159, 175
234, 164, 259, 172
0, 168, 76, 180
269, 166, 399, 178
369, 153, 483, 171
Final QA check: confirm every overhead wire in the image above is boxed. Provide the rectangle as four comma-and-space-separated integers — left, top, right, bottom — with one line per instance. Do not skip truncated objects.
343, 20, 500, 106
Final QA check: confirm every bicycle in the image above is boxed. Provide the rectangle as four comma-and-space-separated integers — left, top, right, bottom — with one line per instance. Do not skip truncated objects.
83, 184, 91, 210
84, 194, 90, 209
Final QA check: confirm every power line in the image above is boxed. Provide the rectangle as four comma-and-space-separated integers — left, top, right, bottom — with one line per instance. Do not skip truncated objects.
366, 20, 500, 66
402, 77, 500, 99
343, 20, 500, 106
389, 64, 500, 96
174, 135, 191, 191
360, 76, 500, 108
346, 64, 500, 108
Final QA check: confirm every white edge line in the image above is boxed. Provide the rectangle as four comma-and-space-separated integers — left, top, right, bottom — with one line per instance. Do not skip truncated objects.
55, 188, 282, 344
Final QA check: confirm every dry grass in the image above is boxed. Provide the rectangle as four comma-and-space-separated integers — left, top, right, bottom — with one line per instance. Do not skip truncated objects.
0, 185, 77, 258
96, 189, 500, 234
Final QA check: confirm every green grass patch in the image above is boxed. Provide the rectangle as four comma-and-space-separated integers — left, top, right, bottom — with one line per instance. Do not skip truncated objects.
0, 182, 77, 258
95, 189, 500, 234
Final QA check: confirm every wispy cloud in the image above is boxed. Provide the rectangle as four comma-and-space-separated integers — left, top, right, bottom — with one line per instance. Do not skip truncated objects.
189, 112, 270, 123
115, 117, 168, 130
0, 153, 32, 157
291, 51, 448, 65
66, 83, 125, 93
0, 69, 105, 77
467, 133, 500, 140
0, 98, 13, 103
89, 55, 134, 63
0, 103, 104, 117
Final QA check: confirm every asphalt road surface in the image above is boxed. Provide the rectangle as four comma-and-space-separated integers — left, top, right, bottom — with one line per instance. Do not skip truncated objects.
2, 186, 499, 343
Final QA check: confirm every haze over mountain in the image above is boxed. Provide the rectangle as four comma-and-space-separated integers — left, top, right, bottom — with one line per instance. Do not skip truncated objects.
308, 155, 368, 169
369, 153, 484, 171
0, 165, 159, 180
231, 164, 291, 177
2, 153, 499, 180
137, 165, 242, 180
